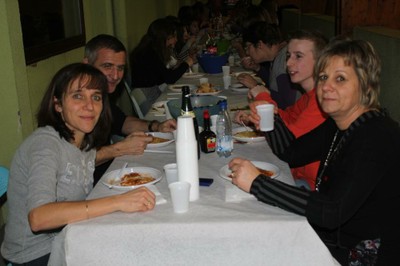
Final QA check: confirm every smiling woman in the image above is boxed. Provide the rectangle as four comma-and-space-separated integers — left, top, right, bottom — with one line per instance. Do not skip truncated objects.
18, 0, 85, 64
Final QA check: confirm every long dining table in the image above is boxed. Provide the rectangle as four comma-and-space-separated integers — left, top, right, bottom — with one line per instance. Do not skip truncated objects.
49, 69, 339, 266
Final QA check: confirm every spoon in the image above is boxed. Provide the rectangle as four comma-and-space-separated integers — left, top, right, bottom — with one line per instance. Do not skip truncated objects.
105, 162, 128, 189
117, 162, 129, 179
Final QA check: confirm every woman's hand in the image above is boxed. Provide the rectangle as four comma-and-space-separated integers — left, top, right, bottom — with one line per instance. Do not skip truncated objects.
248, 101, 276, 130
117, 187, 156, 212
228, 158, 260, 192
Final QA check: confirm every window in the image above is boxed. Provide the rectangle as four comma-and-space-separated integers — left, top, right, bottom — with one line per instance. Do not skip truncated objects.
18, 0, 85, 65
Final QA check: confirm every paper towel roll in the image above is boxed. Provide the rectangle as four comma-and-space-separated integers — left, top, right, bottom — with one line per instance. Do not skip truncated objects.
176, 116, 199, 201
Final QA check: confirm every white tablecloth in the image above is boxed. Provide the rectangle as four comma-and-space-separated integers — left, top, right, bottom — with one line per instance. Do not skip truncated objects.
49, 71, 339, 266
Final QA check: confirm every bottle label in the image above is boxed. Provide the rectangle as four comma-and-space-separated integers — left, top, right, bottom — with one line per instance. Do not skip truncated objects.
206, 137, 216, 152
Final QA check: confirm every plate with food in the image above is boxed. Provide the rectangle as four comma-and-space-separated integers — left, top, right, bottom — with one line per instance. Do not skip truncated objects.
232, 127, 265, 143
168, 84, 196, 93
182, 72, 205, 79
102, 167, 162, 190
146, 132, 175, 148
193, 83, 221, 96
219, 161, 280, 181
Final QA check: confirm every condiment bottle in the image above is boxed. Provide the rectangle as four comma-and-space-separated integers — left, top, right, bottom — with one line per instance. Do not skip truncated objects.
199, 110, 216, 153
181, 86, 200, 159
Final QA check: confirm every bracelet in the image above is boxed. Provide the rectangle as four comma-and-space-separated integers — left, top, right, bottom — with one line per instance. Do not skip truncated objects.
148, 120, 158, 132
85, 201, 89, 219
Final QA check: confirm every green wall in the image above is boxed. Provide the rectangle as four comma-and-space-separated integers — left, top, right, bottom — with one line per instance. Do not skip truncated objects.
0, 0, 193, 169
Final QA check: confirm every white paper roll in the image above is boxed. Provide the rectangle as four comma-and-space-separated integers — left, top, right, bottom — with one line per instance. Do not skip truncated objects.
176, 116, 199, 201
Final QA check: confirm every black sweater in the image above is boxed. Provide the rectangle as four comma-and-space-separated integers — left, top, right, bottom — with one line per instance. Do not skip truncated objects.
250, 111, 400, 265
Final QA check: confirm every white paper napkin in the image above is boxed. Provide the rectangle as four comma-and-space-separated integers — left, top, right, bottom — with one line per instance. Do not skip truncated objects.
225, 184, 256, 202
147, 184, 167, 205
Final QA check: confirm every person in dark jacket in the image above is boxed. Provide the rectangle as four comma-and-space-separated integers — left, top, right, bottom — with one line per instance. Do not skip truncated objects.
229, 39, 400, 265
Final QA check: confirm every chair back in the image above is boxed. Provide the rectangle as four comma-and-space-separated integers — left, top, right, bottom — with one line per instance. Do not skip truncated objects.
0, 166, 9, 207
125, 82, 145, 119
0, 167, 9, 197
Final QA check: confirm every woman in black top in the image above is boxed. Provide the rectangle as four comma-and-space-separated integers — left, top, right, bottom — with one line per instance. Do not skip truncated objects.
130, 18, 194, 97
229, 39, 400, 265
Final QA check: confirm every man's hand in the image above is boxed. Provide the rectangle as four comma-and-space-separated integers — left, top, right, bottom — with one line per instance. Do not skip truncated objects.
241, 56, 260, 71
156, 119, 177, 133
121, 132, 153, 154
237, 73, 258, 89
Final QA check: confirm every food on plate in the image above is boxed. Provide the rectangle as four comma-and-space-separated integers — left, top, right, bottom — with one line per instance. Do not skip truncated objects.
120, 172, 155, 186
227, 167, 274, 178
196, 83, 216, 93
234, 130, 263, 138
256, 167, 274, 177
150, 136, 170, 144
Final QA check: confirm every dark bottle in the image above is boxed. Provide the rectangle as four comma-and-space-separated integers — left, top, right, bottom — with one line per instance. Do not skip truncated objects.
199, 110, 216, 153
181, 86, 201, 159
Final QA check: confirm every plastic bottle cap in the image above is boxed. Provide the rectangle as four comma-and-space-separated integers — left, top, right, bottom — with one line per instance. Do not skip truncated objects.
203, 109, 210, 119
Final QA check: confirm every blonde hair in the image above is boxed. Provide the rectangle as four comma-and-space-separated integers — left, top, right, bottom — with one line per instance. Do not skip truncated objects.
314, 39, 381, 109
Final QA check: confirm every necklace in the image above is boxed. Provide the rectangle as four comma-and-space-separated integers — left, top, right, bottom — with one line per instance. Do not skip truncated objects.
315, 130, 342, 191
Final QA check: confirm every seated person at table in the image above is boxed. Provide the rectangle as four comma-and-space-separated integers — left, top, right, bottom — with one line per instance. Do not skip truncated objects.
0, 63, 156, 265
83, 34, 176, 184
129, 17, 195, 106
172, 18, 198, 64
237, 21, 299, 109
229, 39, 400, 265
235, 30, 329, 190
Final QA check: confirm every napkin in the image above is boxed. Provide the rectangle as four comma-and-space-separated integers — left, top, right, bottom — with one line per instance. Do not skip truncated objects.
148, 184, 167, 205
225, 184, 256, 202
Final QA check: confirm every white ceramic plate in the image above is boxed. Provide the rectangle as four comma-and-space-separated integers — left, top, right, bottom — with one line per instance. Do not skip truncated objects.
232, 127, 265, 143
102, 167, 162, 190
146, 132, 175, 148
231, 71, 256, 77
182, 73, 205, 78
219, 161, 280, 181
151, 101, 168, 114
230, 83, 248, 93
168, 84, 196, 92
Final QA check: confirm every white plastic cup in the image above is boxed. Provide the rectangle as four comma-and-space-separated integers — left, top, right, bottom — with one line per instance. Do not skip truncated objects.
222, 65, 230, 76
199, 77, 209, 85
256, 104, 274, 131
228, 55, 235, 66
192, 63, 199, 73
164, 163, 178, 185
223, 75, 231, 90
210, 114, 218, 127
169, 181, 191, 213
